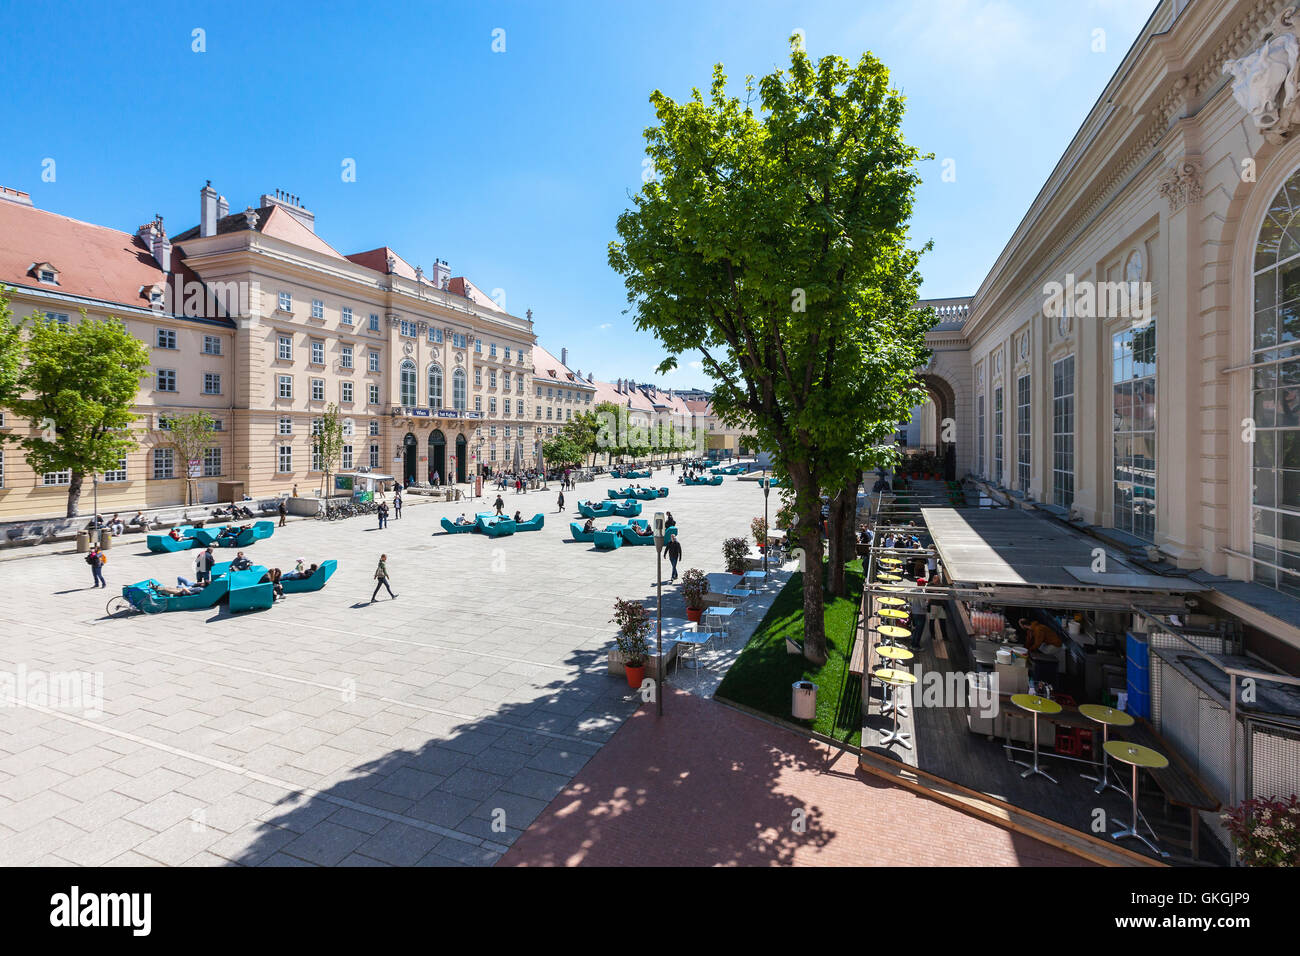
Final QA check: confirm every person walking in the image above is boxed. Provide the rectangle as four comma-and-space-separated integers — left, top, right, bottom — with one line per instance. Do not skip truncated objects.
195, 546, 216, 585
85, 546, 107, 588
557, 490, 565, 512
393, 491, 402, 520
666, 534, 682, 582
377, 501, 389, 529
494, 494, 505, 517
278, 497, 288, 528
371, 554, 395, 601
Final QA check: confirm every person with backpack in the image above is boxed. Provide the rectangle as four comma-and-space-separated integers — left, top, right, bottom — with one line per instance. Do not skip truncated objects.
195, 546, 215, 584
393, 491, 402, 520
85, 546, 106, 589
557, 490, 565, 512
377, 500, 389, 529
278, 498, 288, 528
371, 554, 395, 602
494, 494, 505, 517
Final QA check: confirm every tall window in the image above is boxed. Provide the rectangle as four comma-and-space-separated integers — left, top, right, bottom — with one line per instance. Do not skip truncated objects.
1016, 373, 1031, 493
429, 364, 443, 408
369, 443, 379, 468
156, 369, 177, 392
1250, 173, 1300, 595
278, 446, 292, 473
103, 456, 127, 483
1112, 322, 1157, 541
278, 335, 292, 361
203, 448, 222, 477
993, 386, 1004, 484
453, 368, 467, 410
342, 445, 353, 470
976, 395, 985, 476
342, 307, 353, 325
368, 350, 380, 373
311, 340, 324, 365
341, 345, 353, 369
342, 381, 354, 403
1053, 356, 1075, 508
152, 448, 175, 479
399, 359, 417, 407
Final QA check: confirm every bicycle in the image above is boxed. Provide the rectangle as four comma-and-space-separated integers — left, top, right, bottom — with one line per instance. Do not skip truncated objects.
106, 583, 167, 617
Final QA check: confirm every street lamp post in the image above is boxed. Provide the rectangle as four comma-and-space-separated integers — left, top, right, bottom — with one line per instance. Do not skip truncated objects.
652, 510, 666, 717
762, 477, 771, 581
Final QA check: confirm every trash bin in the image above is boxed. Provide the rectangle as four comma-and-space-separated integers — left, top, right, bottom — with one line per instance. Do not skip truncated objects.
76, 530, 90, 553
791, 681, 818, 720
99, 531, 113, 550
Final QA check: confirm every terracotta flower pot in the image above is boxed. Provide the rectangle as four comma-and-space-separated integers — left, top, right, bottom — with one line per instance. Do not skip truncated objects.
624, 664, 646, 689
686, 606, 702, 622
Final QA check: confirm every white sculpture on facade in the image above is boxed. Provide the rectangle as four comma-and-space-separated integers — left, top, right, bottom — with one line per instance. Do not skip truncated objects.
1224, 10, 1300, 142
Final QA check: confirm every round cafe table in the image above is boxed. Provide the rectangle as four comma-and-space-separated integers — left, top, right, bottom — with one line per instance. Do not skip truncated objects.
876, 573, 902, 582
874, 624, 912, 643
879, 607, 910, 621
1010, 694, 1063, 783
1104, 741, 1170, 857
876, 584, 907, 592
875, 646, 914, 718
1078, 704, 1135, 796
876, 596, 907, 607
874, 667, 917, 750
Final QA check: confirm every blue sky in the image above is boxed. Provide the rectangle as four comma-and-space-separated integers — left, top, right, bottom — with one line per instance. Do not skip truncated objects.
0, 0, 1158, 389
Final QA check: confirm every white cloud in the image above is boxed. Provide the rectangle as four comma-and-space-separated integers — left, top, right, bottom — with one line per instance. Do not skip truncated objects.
598, 323, 612, 330
688, 360, 703, 370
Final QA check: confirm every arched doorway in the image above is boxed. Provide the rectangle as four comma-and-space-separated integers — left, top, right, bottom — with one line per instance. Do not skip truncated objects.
402, 433, 417, 486
455, 434, 467, 484
428, 429, 446, 483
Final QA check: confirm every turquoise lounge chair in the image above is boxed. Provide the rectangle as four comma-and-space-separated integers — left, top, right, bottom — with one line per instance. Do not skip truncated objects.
476, 515, 517, 537
515, 514, 544, 532
227, 568, 273, 612
194, 525, 258, 548
123, 576, 229, 611
612, 500, 642, 517
146, 527, 197, 553
578, 500, 616, 519
570, 521, 598, 542
441, 516, 476, 534
619, 520, 656, 545
593, 530, 624, 550
250, 520, 275, 540
280, 560, 337, 594
607, 487, 636, 499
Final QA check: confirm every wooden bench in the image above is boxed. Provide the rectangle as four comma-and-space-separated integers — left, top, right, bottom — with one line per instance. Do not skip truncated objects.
1122, 718, 1221, 860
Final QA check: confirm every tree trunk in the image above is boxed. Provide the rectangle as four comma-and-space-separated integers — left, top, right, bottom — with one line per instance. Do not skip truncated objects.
788, 460, 827, 666
66, 471, 84, 518
826, 476, 860, 596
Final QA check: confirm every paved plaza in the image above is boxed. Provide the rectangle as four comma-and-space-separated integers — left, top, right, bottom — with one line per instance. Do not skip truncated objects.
0, 470, 784, 866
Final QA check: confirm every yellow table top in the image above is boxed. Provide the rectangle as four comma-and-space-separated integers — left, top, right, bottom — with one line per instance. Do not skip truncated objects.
879, 607, 910, 620
873, 667, 917, 685
878, 559, 902, 567
1104, 740, 1168, 769
876, 596, 907, 607
876, 585, 907, 592
874, 624, 912, 639
876, 644, 914, 662
1010, 693, 1062, 716
876, 573, 902, 582
1079, 704, 1135, 728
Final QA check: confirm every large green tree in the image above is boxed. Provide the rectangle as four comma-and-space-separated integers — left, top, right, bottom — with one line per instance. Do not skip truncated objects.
610, 41, 931, 663
0, 288, 24, 407
6, 310, 151, 517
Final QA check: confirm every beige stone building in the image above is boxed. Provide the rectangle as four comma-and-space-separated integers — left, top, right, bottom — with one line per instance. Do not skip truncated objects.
0, 182, 539, 517
916, 0, 1300, 646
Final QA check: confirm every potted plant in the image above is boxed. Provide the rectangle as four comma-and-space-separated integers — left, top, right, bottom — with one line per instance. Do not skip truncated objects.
723, 536, 751, 574
681, 567, 708, 622
610, 597, 652, 689
750, 515, 768, 552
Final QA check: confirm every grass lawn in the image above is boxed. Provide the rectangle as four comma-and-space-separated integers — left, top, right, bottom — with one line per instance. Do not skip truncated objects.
716, 558, 864, 746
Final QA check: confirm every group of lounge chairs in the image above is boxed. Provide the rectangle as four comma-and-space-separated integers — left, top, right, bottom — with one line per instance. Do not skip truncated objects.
577, 499, 642, 519
569, 517, 678, 550
146, 521, 276, 553
610, 468, 652, 479
683, 474, 724, 486
440, 512, 546, 537
119, 559, 337, 614
606, 486, 669, 501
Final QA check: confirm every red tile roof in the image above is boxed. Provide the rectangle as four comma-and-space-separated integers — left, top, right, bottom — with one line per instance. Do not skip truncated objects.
0, 199, 167, 310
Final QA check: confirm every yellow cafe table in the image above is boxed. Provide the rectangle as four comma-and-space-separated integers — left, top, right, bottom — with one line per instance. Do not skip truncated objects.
876, 596, 907, 607
875, 646, 914, 718
879, 607, 910, 621
873, 624, 912, 644
1078, 704, 1135, 796
1104, 741, 1170, 857
876, 584, 907, 592
876, 573, 902, 582
874, 667, 917, 749
1010, 693, 1063, 783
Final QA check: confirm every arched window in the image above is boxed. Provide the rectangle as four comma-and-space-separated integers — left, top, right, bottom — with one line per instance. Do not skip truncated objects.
1251, 172, 1300, 597
428, 363, 444, 409
452, 367, 467, 410
399, 360, 417, 407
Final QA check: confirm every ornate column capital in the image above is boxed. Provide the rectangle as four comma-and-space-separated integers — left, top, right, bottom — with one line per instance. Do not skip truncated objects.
1158, 160, 1203, 211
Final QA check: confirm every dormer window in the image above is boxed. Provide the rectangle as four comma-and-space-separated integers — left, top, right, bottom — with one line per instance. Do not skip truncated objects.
142, 283, 166, 308
30, 262, 59, 285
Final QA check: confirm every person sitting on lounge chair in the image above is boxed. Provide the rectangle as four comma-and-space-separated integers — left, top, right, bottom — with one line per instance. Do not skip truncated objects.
260, 568, 285, 600
582, 518, 596, 534
153, 581, 204, 597
633, 523, 653, 537
230, 552, 252, 572
282, 561, 314, 581
168, 527, 185, 541
454, 514, 469, 526
512, 510, 523, 523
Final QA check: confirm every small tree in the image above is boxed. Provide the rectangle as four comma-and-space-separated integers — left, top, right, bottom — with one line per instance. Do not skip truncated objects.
312, 403, 347, 499
723, 536, 751, 574
7, 310, 150, 516
610, 597, 652, 666
160, 411, 216, 506
0, 288, 24, 408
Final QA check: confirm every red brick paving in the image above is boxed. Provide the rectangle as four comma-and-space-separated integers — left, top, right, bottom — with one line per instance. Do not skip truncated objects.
501, 689, 1091, 867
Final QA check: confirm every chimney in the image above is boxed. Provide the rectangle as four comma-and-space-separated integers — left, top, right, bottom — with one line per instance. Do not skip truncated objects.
561, 348, 568, 367
588, 372, 593, 383
432, 258, 451, 289
258, 190, 316, 233
200, 181, 219, 237
136, 216, 171, 271
216, 195, 229, 220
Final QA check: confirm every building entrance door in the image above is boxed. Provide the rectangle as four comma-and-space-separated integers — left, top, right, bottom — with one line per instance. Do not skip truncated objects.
429, 429, 446, 483
455, 434, 467, 484
403, 433, 417, 486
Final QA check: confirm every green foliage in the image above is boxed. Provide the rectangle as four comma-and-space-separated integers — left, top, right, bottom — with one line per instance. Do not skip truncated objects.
0, 288, 24, 407
6, 309, 150, 515
680, 567, 708, 609
609, 38, 933, 659
722, 536, 751, 573
313, 403, 347, 494
610, 597, 652, 665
